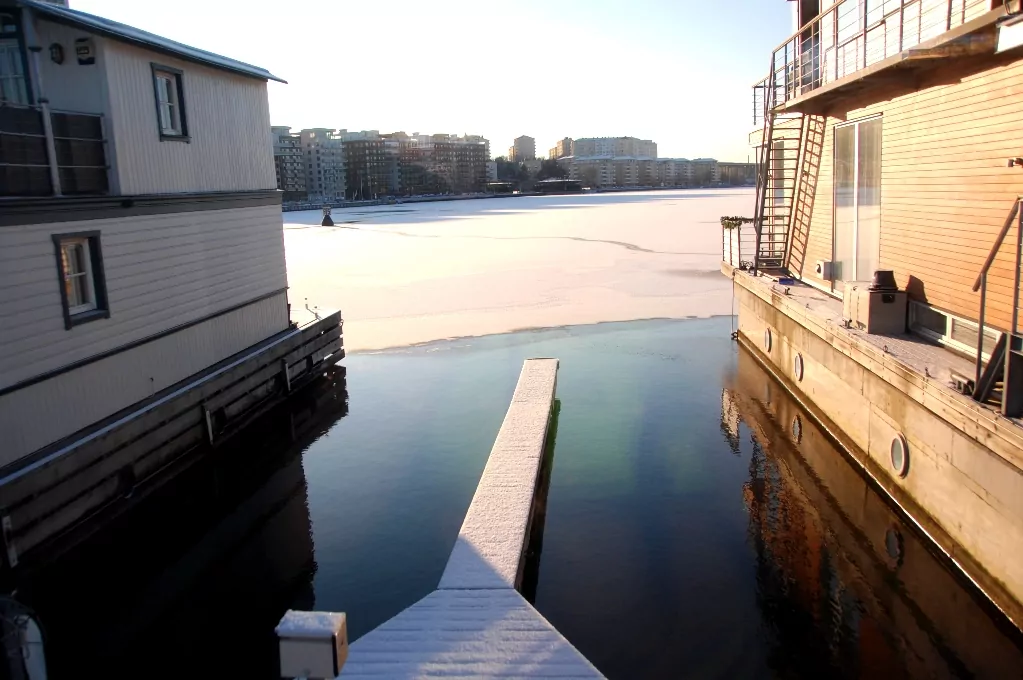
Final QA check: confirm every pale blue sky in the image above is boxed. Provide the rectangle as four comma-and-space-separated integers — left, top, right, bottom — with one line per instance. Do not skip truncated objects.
73, 0, 792, 161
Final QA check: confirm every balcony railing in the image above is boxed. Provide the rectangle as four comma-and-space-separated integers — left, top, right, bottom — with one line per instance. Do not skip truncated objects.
1, 103, 109, 197
753, 0, 990, 124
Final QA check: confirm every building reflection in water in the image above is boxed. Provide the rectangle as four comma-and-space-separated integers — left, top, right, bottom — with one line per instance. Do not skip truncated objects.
12, 367, 349, 680
723, 349, 1023, 679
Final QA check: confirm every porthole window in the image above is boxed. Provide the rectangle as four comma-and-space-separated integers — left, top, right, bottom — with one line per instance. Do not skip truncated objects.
764, 327, 772, 352
885, 526, 904, 563
890, 433, 909, 478
793, 353, 804, 381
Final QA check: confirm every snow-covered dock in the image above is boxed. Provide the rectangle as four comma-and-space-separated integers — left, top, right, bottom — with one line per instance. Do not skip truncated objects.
341, 358, 604, 678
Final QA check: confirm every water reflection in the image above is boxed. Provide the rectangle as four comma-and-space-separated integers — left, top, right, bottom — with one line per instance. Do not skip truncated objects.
725, 349, 1023, 678
14, 368, 348, 679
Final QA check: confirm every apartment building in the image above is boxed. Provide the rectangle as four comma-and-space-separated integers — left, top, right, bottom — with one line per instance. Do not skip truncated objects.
690, 158, 720, 185
341, 130, 400, 199
270, 126, 307, 201
300, 128, 345, 201
401, 133, 487, 195
508, 135, 535, 162
564, 136, 662, 188
573, 136, 657, 159
549, 137, 574, 159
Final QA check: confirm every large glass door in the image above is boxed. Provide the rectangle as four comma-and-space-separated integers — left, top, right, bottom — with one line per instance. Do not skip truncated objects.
833, 117, 881, 291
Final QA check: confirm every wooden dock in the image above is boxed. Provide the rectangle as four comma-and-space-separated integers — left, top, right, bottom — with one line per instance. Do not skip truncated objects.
0, 312, 343, 574
342, 358, 604, 679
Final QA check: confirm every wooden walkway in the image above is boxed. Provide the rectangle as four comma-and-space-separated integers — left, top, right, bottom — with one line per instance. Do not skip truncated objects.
342, 358, 604, 679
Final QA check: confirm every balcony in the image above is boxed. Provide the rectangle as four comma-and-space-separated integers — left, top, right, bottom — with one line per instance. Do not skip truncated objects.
1, 103, 109, 197
753, 0, 999, 124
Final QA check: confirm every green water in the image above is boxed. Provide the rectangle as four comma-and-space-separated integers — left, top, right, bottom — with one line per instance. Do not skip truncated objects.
21, 317, 1023, 679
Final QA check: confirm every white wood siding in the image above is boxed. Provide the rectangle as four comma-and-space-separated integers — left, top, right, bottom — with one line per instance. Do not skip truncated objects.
0, 203, 288, 390
102, 41, 276, 195
35, 21, 111, 117
0, 291, 288, 465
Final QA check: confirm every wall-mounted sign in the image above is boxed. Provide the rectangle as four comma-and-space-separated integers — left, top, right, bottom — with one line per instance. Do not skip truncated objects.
49, 43, 64, 64
74, 37, 95, 65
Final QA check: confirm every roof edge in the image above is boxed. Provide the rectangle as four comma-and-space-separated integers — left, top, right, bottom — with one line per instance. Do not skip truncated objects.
19, 0, 287, 84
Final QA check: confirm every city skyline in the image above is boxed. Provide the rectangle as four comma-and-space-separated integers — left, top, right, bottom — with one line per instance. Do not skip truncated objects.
71, 0, 792, 163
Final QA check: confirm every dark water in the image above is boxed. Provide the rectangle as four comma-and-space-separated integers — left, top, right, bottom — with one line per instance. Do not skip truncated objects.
16, 318, 1023, 678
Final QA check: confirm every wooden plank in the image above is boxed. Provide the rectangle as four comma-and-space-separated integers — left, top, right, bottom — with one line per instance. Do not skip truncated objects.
343, 589, 604, 679
438, 358, 559, 591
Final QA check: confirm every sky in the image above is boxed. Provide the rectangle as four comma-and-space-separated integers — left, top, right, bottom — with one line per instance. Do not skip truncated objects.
74, 0, 793, 162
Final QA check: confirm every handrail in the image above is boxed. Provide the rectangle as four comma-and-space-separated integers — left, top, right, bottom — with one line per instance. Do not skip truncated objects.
754, 0, 987, 115
972, 199, 1021, 292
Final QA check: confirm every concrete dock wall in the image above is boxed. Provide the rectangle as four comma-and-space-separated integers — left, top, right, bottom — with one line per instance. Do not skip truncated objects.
730, 269, 1023, 628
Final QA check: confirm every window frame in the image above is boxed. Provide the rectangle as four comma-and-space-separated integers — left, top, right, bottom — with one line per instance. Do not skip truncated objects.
150, 63, 189, 142
53, 231, 110, 330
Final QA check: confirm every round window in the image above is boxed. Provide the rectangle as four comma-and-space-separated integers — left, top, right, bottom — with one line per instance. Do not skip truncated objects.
793, 353, 804, 381
885, 527, 904, 563
764, 328, 773, 353
890, 433, 909, 478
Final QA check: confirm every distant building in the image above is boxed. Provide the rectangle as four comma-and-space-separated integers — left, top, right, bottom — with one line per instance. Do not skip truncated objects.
572, 136, 657, 159
691, 158, 720, 185
508, 135, 536, 162
270, 126, 307, 201
462, 134, 491, 160
718, 161, 757, 186
341, 130, 401, 199
550, 137, 574, 159
563, 136, 660, 188
401, 133, 488, 195
300, 128, 345, 201
486, 161, 498, 182
523, 159, 542, 177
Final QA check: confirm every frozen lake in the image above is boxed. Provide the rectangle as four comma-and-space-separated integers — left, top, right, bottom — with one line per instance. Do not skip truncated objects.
283, 189, 748, 350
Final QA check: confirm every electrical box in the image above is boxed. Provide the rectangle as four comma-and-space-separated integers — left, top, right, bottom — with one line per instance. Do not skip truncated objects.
843, 282, 907, 335
815, 260, 834, 281
276, 610, 348, 679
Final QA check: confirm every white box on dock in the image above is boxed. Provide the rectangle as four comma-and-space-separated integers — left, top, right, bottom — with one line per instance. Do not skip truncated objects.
276, 610, 348, 679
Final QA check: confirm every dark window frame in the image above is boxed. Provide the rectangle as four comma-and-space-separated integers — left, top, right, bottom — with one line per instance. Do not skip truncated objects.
53, 230, 110, 330
150, 62, 190, 142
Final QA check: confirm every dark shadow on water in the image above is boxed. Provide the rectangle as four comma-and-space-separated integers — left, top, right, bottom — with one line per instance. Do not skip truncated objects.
521, 398, 561, 604
11, 369, 350, 680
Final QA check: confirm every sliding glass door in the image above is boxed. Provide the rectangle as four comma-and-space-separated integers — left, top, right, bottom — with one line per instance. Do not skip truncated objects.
833, 117, 881, 290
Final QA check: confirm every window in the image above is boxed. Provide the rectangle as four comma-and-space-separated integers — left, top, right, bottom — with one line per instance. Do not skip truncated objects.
151, 64, 188, 140
53, 232, 109, 329
833, 116, 881, 286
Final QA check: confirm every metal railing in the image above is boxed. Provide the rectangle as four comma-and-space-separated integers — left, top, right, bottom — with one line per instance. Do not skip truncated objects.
0, 102, 109, 197
721, 218, 757, 271
972, 198, 1022, 396
753, 0, 989, 118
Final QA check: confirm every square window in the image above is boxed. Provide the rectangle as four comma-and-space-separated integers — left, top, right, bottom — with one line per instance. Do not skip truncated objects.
151, 64, 188, 141
53, 232, 109, 329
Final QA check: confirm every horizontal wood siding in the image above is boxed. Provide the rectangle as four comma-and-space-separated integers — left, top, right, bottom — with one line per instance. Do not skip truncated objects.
0, 203, 288, 388
102, 41, 276, 195
36, 21, 110, 117
0, 291, 289, 465
789, 48, 1023, 328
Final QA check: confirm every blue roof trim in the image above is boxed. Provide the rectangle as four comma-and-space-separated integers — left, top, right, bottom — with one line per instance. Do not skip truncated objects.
19, 0, 286, 83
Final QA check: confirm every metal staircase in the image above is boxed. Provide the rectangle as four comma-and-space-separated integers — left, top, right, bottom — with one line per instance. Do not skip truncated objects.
972, 198, 1023, 417
752, 63, 804, 272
